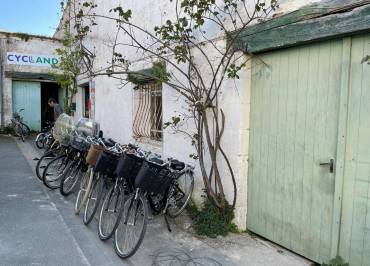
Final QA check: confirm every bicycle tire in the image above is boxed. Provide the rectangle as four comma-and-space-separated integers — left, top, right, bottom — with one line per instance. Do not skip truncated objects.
35, 150, 57, 181
35, 133, 45, 149
114, 193, 148, 259
60, 160, 81, 196
75, 168, 94, 214
21, 123, 30, 137
98, 185, 125, 241
42, 155, 68, 189
166, 171, 194, 218
83, 175, 104, 225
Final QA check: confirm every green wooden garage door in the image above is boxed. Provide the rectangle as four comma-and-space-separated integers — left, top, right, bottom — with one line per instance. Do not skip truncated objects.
248, 34, 370, 265
248, 39, 344, 263
12, 81, 41, 131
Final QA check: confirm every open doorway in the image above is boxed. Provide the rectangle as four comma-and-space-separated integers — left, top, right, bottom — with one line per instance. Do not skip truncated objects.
41, 82, 60, 128
80, 82, 90, 118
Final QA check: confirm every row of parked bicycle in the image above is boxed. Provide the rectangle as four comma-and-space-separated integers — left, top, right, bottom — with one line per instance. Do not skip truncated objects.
34, 114, 194, 258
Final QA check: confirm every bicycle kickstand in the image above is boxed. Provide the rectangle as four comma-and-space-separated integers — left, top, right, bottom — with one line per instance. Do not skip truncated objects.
164, 214, 172, 232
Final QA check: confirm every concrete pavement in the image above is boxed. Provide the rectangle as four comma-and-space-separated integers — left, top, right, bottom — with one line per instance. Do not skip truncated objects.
0, 136, 312, 266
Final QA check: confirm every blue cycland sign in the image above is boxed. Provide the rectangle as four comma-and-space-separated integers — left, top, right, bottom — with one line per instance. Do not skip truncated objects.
7, 52, 60, 67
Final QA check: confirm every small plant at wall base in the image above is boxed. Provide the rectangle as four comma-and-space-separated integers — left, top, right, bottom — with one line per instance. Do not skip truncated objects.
187, 195, 238, 238
70, 0, 278, 225
0, 124, 15, 135
51, 1, 96, 114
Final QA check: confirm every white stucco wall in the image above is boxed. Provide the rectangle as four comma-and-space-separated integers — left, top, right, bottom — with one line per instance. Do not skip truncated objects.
55, 0, 321, 229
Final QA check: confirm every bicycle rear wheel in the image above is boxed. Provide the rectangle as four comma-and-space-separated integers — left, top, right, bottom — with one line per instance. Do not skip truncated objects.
166, 171, 194, 218
98, 185, 125, 240
60, 160, 82, 196
83, 175, 104, 225
21, 123, 30, 137
43, 155, 68, 189
114, 193, 148, 259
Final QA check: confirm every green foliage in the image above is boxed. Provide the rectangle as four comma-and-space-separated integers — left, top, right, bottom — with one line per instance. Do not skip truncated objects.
163, 115, 182, 129
152, 62, 171, 82
227, 63, 246, 79
188, 196, 237, 238
322, 256, 349, 266
127, 62, 170, 86
109, 6, 132, 21
51, 1, 97, 114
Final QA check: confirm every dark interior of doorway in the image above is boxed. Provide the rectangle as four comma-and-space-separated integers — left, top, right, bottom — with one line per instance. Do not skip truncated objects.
41, 82, 60, 129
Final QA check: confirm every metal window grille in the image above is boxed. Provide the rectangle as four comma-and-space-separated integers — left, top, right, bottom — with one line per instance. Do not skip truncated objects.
133, 81, 163, 141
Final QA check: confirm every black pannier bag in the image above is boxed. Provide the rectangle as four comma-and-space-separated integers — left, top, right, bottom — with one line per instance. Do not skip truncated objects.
70, 135, 90, 152
135, 160, 173, 195
94, 151, 119, 176
114, 153, 144, 183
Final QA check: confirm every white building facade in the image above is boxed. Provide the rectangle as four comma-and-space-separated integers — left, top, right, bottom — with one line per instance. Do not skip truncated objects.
54, 0, 321, 229
57, 0, 370, 265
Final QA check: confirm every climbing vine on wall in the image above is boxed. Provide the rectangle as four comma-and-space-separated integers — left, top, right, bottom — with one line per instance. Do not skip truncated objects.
51, 1, 96, 114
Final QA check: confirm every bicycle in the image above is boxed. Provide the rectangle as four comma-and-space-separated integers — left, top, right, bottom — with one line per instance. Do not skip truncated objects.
97, 145, 141, 241
35, 139, 60, 181
74, 137, 117, 215
42, 145, 76, 189
11, 108, 30, 142
35, 121, 54, 149
59, 133, 90, 196
113, 152, 194, 258
83, 140, 124, 226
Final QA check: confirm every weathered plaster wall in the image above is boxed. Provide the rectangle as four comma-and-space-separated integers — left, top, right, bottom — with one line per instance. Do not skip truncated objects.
0, 33, 62, 124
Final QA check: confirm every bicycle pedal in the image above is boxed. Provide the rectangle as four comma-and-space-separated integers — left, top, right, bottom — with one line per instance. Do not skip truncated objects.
33, 158, 39, 161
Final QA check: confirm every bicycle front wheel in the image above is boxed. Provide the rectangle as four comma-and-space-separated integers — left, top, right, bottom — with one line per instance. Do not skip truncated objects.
83, 175, 104, 225
43, 155, 68, 189
75, 167, 95, 214
60, 160, 82, 196
166, 171, 194, 218
98, 185, 125, 241
35, 150, 56, 180
114, 193, 148, 259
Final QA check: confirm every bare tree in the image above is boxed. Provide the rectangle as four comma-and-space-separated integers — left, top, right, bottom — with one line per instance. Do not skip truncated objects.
74, 0, 278, 210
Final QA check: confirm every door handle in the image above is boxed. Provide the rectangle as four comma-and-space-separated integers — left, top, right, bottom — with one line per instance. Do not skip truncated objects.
320, 158, 334, 173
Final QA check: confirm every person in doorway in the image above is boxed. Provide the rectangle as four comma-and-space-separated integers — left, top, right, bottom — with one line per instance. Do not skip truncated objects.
48, 98, 63, 121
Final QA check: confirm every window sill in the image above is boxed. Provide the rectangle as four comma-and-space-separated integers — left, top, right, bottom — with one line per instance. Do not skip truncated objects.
133, 136, 163, 153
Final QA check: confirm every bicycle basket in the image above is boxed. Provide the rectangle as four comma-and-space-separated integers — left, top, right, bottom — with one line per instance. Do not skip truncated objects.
114, 153, 144, 183
53, 114, 74, 146
135, 161, 173, 195
75, 118, 100, 137
70, 135, 90, 152
85, 144, 104, 166
94, 151, 119, 176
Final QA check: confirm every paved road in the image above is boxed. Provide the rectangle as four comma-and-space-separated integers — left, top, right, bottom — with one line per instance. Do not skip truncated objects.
0, 136, 311, 266
0, 136, 92, 265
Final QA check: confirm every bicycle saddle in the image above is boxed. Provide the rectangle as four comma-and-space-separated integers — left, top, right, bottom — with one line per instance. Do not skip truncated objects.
170, 159, 185, 171
102, 138, 116, 147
